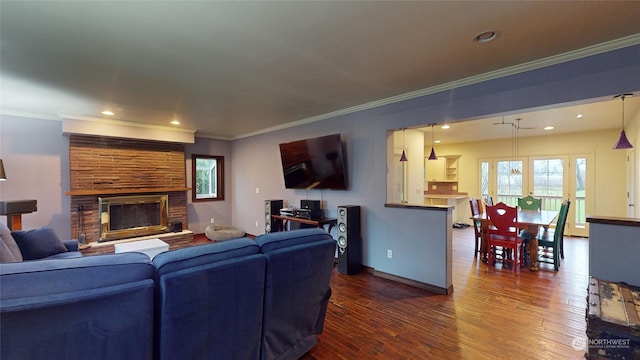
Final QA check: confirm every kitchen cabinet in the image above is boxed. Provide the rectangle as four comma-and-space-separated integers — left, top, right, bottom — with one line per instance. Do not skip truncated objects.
425, 155, 460, 182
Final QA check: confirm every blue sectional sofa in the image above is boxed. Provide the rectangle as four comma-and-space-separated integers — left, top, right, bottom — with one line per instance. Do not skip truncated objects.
153, 237, 267, 360
0, 222, 82, 261
0, 228, 336, 360
0, 252, 156, 359
256, 228, 336, 360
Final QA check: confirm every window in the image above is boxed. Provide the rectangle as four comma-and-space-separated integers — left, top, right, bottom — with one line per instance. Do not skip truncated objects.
496, 160, 522, 206
532, 158, 564, 210
480, 160, 490, 200
192, 154, 224, 201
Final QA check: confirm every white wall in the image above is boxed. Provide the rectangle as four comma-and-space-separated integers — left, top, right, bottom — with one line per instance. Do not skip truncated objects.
389, 129, 425, 204
626, 100, 640, 217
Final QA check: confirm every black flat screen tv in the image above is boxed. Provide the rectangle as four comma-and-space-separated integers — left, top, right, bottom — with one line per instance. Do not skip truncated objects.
279, 133, 348, 190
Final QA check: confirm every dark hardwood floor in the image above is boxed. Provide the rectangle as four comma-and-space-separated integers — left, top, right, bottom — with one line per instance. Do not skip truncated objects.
301, 226, 589, 360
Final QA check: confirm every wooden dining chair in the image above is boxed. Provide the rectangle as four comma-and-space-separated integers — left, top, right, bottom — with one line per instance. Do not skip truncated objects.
469, 198, 483, 257
517, 195, 542, 211
537, 200, 571, 269
485, 202, 524, 272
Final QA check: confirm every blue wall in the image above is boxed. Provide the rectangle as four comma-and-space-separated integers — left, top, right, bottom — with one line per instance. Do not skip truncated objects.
229, 44, 640, 287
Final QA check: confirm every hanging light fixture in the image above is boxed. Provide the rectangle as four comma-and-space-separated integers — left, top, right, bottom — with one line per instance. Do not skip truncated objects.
613, 93, 634, 150
399, 128, 408, 162
428, 124, 438, 160
511, 119, 521, 174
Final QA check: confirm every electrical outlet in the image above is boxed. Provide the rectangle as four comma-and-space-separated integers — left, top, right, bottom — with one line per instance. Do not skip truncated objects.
210, 218, 215, 224
387, 249, 393, 259
256, 221, 259, 228
255, 187, 260, 194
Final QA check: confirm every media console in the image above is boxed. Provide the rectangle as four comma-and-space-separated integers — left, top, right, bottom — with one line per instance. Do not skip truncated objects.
270, 214, 336, 234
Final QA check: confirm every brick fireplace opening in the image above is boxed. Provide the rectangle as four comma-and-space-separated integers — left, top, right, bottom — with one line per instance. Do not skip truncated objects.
98, 194, 169, 241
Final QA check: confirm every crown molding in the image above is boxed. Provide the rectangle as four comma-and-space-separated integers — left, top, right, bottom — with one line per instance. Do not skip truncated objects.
234, 34, 640, 140
61, 115, 196, 143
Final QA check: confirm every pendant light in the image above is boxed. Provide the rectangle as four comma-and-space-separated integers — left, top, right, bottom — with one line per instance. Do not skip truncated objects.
613, 93, 634, 150
511, 119, 521, 174
428, 124, 438, 160
0, 159, 6, 181
399, 128, 408, 162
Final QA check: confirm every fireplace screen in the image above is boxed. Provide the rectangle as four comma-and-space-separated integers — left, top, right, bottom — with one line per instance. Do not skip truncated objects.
98, 195, 169, 241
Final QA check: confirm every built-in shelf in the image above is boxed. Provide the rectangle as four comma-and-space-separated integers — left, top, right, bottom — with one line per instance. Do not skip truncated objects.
425, 155, 460, 182
66, 187, 191, 196
445, 156, 459, 181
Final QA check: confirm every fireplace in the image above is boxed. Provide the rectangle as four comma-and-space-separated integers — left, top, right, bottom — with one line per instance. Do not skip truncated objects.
98, 195, 169, 242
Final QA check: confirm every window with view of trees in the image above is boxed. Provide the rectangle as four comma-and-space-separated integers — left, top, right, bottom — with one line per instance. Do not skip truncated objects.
496, 160, 522, 206
192, 154, 224, 201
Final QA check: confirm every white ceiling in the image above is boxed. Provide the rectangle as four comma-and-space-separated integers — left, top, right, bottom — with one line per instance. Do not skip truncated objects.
418, 95, 640, 144
1, 1, 639, 140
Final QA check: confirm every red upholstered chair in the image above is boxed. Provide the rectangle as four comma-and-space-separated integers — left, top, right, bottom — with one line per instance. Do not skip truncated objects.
469, 198, 483, 258
486, 202, 524, 272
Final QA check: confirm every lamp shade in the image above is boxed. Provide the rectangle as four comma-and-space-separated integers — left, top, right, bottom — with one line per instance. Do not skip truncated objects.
613, 93, 634, 149
427, 124, 438, 160
399, 150, 408, 162
428, 147, 438, 160
0, 159, 6, 181
613, 129, 634, 149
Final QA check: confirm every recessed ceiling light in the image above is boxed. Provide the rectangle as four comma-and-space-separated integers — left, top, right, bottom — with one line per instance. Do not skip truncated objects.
101, 110, 114, 116
435, 140, 441, 144
473, 30, 499, 43
441, 125, 450, 129
544, 126, 554, 131
170, 120, 181, 125
577, 114, 583, 118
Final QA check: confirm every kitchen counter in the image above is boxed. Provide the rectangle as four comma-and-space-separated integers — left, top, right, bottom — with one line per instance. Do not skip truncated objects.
423, 194, 468, 224
424, 194, 468, 199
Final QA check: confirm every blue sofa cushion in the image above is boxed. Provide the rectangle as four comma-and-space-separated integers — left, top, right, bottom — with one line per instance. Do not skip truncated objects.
256, 228, 336, 360
11, 226, 67, 260
255, 228, 336, 252
153, 238, 266, 360
0, 253, 156, 359
153, 237, 260, 276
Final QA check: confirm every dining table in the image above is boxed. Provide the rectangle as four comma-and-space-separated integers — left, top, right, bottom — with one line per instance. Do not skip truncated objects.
471, 209, 559, 271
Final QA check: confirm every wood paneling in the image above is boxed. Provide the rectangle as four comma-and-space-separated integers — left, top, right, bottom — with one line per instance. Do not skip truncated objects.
68, 135, 188, 242
69, 135, 185, 192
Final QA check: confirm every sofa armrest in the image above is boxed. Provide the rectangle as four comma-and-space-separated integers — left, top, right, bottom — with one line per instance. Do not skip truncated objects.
62, 239, 79, 252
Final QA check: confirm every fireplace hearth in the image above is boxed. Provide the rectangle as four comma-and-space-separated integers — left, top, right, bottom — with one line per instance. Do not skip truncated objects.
98, 195, 169, 241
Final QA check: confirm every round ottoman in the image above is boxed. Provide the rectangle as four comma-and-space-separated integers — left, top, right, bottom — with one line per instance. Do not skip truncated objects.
205, 224, 245, 242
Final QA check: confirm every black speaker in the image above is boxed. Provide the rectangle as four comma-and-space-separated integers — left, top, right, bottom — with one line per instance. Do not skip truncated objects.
300, 199, 323, 219
337, 205, 361, 275
265, 200, 283, 233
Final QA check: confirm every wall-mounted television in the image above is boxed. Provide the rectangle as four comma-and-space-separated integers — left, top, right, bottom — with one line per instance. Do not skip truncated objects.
279, 133, 348, 190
